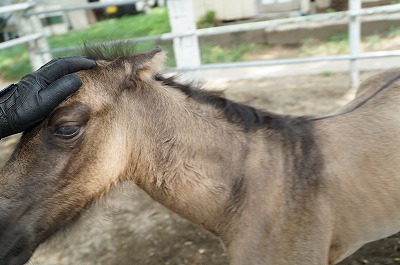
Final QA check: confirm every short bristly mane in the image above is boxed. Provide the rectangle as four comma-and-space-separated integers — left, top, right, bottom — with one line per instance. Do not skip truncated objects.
82, 41, 138, 61
155, 75, 268, 132
82, 41, 312, 133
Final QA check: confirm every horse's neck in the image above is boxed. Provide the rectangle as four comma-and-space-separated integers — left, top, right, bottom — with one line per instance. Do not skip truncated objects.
127, 96, 253, 233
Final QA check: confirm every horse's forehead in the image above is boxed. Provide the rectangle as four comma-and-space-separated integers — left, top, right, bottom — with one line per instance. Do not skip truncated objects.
58, 77, 111, 111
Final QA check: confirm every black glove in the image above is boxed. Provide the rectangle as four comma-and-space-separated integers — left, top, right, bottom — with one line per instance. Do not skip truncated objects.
0, 56, 96, 138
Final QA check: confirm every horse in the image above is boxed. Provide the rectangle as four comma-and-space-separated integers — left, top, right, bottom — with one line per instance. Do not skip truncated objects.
1, 42, 400, 265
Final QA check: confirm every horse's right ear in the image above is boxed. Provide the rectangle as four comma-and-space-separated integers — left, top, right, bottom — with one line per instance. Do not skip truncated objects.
130, 48, 166, 83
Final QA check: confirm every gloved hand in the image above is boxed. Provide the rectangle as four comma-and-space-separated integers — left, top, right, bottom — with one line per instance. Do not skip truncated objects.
0, 56, 96, 138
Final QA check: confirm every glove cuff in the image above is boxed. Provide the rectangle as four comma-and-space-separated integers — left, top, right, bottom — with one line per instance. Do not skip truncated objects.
0, 84, 17, 138
0, 110, 13, 138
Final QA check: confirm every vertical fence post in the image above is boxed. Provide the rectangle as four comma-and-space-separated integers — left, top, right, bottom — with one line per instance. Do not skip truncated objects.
28, 14, 51, 70
16, 12, 51, 70
167, 0, 201, 78
349, 0, 361, 90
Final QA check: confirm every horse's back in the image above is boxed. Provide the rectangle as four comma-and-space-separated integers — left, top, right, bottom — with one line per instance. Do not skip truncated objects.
316, 69, 400, 263
329, 69, 400, 117
357, 69, 400, 97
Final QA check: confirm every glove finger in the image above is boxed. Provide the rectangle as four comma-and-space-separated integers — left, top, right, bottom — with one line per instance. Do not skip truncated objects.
36, 56, 96, 86
38, 73, 82, 110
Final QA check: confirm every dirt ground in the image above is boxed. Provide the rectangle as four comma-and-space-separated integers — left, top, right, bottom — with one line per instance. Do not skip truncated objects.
1, 71, 400, 265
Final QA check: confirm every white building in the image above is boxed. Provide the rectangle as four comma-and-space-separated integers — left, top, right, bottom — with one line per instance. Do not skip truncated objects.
33, 0, 93, 35
193, 0, 391, 22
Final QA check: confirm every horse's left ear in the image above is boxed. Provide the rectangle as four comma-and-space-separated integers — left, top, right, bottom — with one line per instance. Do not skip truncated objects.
130, 47, 166, 82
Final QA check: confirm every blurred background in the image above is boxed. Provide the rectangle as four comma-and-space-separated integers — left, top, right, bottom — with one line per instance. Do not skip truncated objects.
1, 0, 400, 264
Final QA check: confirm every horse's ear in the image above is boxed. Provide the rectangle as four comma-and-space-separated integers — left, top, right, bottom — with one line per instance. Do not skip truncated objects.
130, 47, 166, 82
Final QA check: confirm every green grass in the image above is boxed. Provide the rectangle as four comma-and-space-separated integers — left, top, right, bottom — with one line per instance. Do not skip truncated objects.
300, 33, 349, 56
49, 7, 170, 51
200, 42, 256, 64
0, 44, 31, 80
300, 26, 400, 57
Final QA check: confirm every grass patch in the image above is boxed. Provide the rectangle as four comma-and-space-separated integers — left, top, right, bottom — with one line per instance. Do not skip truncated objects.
0, 44, 30, 80
197, 10, 216, 29
300, 33, 349, 56
320, 70, 334, 77
300, 26, 400, 57
200, 42, 256, 64
49, 7, 170, 51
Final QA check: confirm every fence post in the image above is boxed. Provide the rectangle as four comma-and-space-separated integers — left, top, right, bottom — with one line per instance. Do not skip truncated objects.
15, 11, 51, 71
349, 0, 361, 90
167, 0, 201, 77
28, 15, 51, 70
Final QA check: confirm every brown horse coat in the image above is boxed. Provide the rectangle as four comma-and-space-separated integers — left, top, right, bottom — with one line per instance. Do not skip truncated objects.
1, 43, 400, 265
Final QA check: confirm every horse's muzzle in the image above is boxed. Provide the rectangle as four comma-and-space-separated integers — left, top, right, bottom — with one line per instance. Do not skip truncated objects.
0, 203, 35, 265
0, 232, 32, 265
0, 228, 33, 265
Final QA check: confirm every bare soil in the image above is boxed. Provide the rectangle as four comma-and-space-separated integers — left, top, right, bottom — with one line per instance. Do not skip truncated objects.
1, 71, 400, 265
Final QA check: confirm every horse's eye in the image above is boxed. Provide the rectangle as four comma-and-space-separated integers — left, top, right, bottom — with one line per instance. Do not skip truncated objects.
54, 125, 81, 138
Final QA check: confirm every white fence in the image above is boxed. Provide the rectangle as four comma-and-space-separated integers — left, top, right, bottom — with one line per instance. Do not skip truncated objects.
0, 1, 49, 69
1, 0, 400, 89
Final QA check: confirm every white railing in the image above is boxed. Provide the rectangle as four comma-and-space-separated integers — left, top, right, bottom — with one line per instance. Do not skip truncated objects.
0, 1, 38, 50
0, 2, 35, 15
0, 32, 43, 50
1, 0, 400, 89
0, 1, 50, 70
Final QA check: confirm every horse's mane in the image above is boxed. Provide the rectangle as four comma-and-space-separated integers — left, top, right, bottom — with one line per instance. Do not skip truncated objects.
155, 75, 268, 132
81, 41, 311, 133
82, 41, 138, 61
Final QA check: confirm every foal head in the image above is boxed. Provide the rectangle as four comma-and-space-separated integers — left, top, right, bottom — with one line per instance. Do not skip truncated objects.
0, 43, 168, 265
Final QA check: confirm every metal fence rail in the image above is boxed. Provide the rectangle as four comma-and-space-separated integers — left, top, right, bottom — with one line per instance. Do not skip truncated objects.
2, 0, 400, 89
0, 32, 43, 50
196, 3, 400, 36
0, 2, 35, 15
30, 0, 400, 88
38, 2, 400, 54
176, 50, 400, 71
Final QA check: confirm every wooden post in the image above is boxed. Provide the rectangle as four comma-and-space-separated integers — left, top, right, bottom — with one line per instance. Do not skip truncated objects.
167, 0, 201, 77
